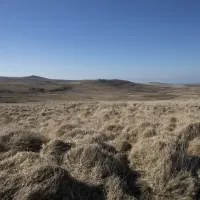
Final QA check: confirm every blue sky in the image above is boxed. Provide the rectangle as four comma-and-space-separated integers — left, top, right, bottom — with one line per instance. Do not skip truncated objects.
0, 0, 200, 83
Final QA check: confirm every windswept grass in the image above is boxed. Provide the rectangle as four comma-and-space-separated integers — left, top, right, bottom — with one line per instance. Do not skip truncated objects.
0, 100, 200, 199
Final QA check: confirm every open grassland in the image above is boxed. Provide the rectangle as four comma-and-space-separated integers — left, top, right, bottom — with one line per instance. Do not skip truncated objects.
0, 77, 200, 102
1, 100, 200, 199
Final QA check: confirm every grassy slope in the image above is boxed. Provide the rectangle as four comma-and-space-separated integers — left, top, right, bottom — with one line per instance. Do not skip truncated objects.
0, 77, 200, 102
1, 100, 200, 199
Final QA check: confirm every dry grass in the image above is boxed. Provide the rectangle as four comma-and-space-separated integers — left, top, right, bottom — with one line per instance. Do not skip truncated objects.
1, 100, 200, 199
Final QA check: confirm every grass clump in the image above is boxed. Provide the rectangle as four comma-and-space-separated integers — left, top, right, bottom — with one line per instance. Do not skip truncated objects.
63, 142, 143, 199
0, 130, 47, 152
2, 164, 105, 200
129, 135, 199, 199
63, 143, 124, 184
41, 139, 74, 164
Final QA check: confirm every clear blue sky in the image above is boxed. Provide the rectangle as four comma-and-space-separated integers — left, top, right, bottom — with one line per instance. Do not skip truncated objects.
0, 0, 200, 83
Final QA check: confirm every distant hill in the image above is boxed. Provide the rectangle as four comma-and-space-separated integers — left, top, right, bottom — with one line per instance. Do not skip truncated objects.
23, 75, 50, 80
97, 79, 133, 87
0, 75, 50, 82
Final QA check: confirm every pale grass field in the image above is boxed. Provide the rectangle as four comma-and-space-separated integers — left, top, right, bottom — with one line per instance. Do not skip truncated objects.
1, 100, 200, 199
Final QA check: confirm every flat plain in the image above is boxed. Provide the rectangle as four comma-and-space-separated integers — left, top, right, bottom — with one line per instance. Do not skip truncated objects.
1, 76, 200, 199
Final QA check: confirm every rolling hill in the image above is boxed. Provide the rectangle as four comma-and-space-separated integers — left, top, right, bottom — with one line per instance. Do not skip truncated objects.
0, 76, 200, 103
